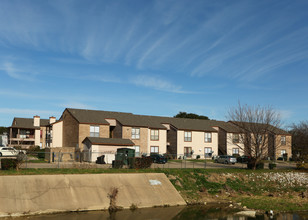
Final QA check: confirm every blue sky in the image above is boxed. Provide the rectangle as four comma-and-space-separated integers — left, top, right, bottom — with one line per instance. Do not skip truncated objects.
0, 0, 308, 128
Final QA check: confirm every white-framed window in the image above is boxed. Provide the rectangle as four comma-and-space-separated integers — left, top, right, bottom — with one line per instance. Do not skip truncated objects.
281, 136, 286, 145
90, 125, 100, 137
151, 129, 159, 141
233, 134, 239, 143
204, 132, 212, 143
184, 131, 192, 142
204, 147, 212, 158
133, 145, 140, 157
132, 128, 140, 139
150, 146, 159, 154
232, 148, 239, 155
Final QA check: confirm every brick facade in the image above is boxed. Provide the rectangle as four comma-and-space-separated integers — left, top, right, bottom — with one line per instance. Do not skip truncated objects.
62, 110, 79, 148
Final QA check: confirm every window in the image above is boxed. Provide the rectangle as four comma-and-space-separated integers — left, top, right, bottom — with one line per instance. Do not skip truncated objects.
151, 129, 159, 141
281, 136, 286, 145
133, 146, 140, 157
90, 125, 100, 137
232, 148, 239, 155
204, 132, 212, 143
132, 128, 140, 139
150, 146, 159, 154
281, 149, 286, 155
256, 134, 262, 144
19, 130, 27, 139
233, 134, 239, 143
204, 147, 212, 158
184, 147, 192, 157
184, 131, 192, 142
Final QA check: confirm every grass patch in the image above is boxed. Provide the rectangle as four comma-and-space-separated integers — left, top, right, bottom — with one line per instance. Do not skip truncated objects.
235, 196, 308, 212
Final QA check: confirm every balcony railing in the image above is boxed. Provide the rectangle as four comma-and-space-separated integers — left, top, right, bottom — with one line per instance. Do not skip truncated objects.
11, 135, 35, 139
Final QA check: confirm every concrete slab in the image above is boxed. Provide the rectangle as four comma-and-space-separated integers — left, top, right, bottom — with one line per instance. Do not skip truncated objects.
0, 173, 186, 217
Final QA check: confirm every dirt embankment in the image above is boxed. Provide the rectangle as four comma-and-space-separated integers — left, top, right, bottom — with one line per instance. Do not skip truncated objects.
166, 170, 308, 211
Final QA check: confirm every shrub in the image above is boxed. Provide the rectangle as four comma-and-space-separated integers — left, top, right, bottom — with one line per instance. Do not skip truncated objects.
1, 159, 18, 170
268, 163, 276, 170
133, 157, 153, 169
196, 155, 201, 159
112, 160, 124, 169
247, 161, 264, 169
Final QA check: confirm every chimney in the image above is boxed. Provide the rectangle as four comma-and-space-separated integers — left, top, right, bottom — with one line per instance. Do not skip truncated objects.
34, 116, 40, 127
49, 116, 56, 124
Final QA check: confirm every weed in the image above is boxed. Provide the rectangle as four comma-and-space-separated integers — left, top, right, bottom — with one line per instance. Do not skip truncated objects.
129, 203, 138, 211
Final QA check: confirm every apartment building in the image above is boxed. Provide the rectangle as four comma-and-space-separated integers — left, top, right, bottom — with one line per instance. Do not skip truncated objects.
8, 108, 292, 162
8, 116, 56, 149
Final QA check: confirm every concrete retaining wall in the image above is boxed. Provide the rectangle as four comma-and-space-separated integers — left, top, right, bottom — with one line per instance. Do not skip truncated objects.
0, 173, 186, 217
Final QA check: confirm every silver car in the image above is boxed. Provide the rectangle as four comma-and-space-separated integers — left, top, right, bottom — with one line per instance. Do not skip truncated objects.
216, 155, 237, 164
0, 147, 26, 157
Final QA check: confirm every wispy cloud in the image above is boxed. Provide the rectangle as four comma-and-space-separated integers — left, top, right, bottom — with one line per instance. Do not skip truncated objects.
131, 75, 193, 94
58, 102, 95, 110
1, 61, 37, 81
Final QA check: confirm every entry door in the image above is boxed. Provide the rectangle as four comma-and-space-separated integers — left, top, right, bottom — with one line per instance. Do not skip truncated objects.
184, 147, 192, 158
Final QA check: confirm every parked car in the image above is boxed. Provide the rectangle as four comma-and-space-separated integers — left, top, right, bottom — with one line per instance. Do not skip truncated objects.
216, 155, 237, 164
237, 155, 251, 163
212, 155, 220, 163
150, 154, 167, 164
0, 147, 26, 157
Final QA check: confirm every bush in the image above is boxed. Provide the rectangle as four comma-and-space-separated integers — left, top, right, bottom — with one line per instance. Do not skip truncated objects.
269, 163, 276, 170
196, 155, 200, 159
133, 157, 153, 169
1, 159, 18, 170
247, 161, 264, 169
112, 160, 124, 169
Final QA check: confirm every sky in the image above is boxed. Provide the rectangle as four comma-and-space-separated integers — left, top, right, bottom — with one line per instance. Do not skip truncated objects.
0, 0, 308, 128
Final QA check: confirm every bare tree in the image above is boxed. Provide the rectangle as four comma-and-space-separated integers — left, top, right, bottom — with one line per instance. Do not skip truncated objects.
228, 103, 281, 169
289, 121, 308, 162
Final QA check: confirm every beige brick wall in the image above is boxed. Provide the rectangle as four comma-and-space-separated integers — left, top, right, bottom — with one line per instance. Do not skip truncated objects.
122, 126, 148, 154
78, 124, 109, 149
100, 125, 109, 138
275, 135, 292, 159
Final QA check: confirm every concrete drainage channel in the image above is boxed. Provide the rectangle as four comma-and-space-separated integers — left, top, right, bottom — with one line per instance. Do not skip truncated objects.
0, 173, 186, 217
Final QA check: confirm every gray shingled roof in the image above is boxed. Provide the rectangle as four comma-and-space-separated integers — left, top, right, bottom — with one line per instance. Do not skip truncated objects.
205, 120, 242, 133
66, 108, 167, 129
83, 137, 134, 146
10, 118, 50, 129
67, 108, 219, 131
229, 121, 290, 135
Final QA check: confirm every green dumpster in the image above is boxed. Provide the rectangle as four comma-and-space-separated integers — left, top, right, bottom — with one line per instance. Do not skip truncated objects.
115, 148, 135, 165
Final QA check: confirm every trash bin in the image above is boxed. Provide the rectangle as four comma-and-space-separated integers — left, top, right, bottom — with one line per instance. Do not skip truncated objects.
96, 155, 106, 164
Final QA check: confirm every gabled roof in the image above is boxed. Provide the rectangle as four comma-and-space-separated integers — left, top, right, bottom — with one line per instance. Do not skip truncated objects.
83, 137, 134, 146
66, 108, 220, 132
229, 121, 290, 135
66, 108, 167, 129
10, 118, 50, 129
205, 120, 242, 133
